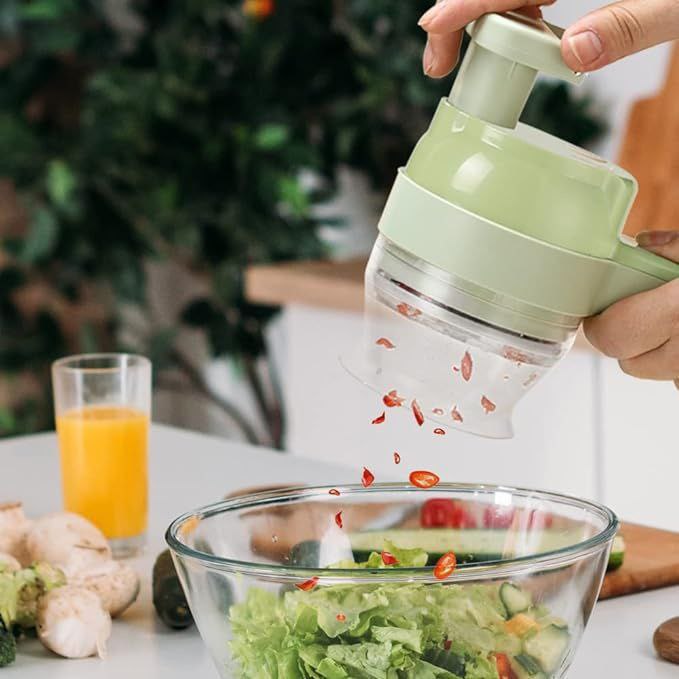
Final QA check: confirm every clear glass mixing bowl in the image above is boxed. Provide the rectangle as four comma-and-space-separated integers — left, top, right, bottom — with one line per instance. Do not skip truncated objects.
167, 484, 617, 679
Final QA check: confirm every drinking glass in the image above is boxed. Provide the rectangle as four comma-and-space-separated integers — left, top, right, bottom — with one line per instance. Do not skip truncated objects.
52, 353, 151, 557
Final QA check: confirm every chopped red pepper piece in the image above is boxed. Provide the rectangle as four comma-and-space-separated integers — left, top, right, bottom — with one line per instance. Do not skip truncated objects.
433, 552, 457, 580
375, 337, 396, 349
443, 639, 452, 651
409, 470, 440, 489
461, 351, 473, 382
295, 577, 319, 591
411, 399, 424, 426
494, 653, 518, 679
393, 451, 401, 465
328, 488, 340, 496
452, 365, 460, 373
421, 499, 476, 528
523, 372, 538, 388
432, 407, 444, 416
451, 406, 464, 423
371, 411, 386, 424
361, 467, 375, 488
383, 389, 406, 408
396, 302, 422, 318
433, 427, 446, 435
336, 613, 346, 622
335, 511, 343, 529
381, 550, 398, 565
481, 395, 496, 414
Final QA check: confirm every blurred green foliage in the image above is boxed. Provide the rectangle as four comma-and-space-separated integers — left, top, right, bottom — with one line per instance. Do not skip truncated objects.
0, 0, 605, 440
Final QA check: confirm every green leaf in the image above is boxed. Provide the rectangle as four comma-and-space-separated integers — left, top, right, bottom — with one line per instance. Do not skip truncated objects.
254, 124, 290, 151
20, 208, 59, 263
46, 160, 77, 210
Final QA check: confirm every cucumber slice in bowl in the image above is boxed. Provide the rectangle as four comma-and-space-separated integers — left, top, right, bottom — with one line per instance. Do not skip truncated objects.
500, 583, 532, 617
513, 653, 547, 678
607, 534, 626, 571
522, 624, 570, 674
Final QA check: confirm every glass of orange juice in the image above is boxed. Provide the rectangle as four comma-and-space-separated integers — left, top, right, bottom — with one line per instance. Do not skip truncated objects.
52, 354, 151, 557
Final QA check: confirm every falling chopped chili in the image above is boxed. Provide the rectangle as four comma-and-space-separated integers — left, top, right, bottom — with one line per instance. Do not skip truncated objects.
361, 467, 375, 487
461, 351, 473, 382
396, 302, 422, 318
432, 407, 444, 416
481, 395, 496, 414
451, 406, 464, 423
393, 451, 401, 464
295, 577, 319, 591
523, 372, 539, 388
329, 488, 340, 496
375, 337, 396, 349
383, 389, 406, 408
433, 552, 457, 580
334, 511, 343, 529
433, 427, 446, 435
381, 551, 398, 565
452, 365, 460, 373
336, 613, 346, 622
409, 470, 440, 489
371, 411, 386, 424
411, 399, 424, 426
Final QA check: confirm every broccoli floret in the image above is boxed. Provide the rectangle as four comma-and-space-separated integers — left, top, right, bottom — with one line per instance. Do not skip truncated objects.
0, 622, 16, 667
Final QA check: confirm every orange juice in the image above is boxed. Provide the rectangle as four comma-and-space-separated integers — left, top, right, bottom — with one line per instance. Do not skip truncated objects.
56, 406, 149, 539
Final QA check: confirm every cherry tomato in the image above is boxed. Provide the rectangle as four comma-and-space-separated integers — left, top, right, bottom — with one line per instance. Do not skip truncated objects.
421, 499, 477, 528
483, 506, 516, 529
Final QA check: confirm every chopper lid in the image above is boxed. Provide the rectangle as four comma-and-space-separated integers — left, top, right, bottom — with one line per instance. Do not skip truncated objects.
450, 12, 584, 128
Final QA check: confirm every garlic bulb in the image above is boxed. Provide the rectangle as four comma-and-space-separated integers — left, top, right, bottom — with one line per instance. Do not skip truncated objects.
37, 586, 112, 659
0, 502, 32, 564
0, 552, 21, 572
24, 513, 111, 576
70, 560, 140, 617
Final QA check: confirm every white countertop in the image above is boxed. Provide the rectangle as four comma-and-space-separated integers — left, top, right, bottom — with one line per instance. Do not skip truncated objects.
0, 424, 676, 677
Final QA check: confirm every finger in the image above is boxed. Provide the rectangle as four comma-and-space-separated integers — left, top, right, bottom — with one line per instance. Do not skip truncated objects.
424, 30, 463, 78
583, 279, 679, 359
619, 335, 679, 380
419, 0, 547, 35
636, 231, 679, 263
561, 0, 679, 72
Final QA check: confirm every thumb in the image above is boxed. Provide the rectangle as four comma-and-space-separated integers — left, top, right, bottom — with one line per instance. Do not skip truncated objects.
636, 230, 679, 263
561, 0, 679, 72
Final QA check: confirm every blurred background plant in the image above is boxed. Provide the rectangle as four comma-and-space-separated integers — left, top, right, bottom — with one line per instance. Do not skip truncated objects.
0, 0, 606, 444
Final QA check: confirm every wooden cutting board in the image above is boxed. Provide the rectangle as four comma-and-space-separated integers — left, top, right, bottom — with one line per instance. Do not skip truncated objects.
600, 522, 679, 599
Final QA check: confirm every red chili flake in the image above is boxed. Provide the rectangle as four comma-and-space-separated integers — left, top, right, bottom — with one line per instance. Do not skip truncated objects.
443, 639, 452, 651
381, 550, 398, 565
396, 302, 422, 318
433, 552, 457, 580
409, 470, 440, 489
371, 411, 386, 424
383, 389, 406, 408
523, 372, 539, 388
336, 613, 346, 622
295, 577, 319, 591
335, 511, 343, 529
361, 467, 375, 488
329, 488, 340, 496
494, 652, 518, 679
393, 451, 401, 464
375, 337, 396, 349
502, 347, 530, 365
432, 407, 444, 416
433, 427, 446, 435
461, 351, 473, 382
451, 406, 464, 423
411, 399, 424, 426
452, 365, 460, 373
481, 395, 496, 414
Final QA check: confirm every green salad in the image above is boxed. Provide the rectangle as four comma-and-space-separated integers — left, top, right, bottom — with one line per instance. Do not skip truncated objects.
229, 542, 570, 679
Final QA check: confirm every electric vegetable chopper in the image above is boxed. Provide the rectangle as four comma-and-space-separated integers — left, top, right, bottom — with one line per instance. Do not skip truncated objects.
345, 11, 679, 438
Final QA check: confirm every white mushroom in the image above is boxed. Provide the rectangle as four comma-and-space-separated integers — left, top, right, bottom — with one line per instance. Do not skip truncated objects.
24, 512, 111, 576
70, 560, 140, 617
0, 552, 21, 572
0, 502, 32, 564
37, 586, 112, 659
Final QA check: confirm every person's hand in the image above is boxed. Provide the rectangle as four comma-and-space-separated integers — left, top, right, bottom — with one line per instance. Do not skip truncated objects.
418, 0, 679, 78
584, 232, 679, 388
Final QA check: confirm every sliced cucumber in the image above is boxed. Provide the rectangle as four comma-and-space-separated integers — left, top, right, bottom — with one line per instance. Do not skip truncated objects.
513, 654, 547, 678
523, 625, 570, 674
607, 535, 626, 571
422, 647, 466, 676
499, 583, 532, 617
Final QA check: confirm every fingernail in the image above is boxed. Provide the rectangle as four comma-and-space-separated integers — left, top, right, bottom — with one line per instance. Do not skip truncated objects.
636, 230, 679, 247
423, 41, 436, 75
418, 1, 446, 27
567, 29, 603, 68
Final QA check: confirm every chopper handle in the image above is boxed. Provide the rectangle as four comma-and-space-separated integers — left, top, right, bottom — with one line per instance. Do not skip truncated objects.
449, 12, 585, 129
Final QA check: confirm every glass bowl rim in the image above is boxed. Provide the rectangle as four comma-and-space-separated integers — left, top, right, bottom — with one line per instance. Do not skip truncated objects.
52, 352, 151, 373
166, 482, 618, 582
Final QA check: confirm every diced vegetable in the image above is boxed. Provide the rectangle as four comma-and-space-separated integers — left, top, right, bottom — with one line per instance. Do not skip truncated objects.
513, 653, 547, 678
607, 535, 625, 571
522, 624, 570, 674
152, 550, 193, 630
500, 583, 532, 618
505, 613, 539, 637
